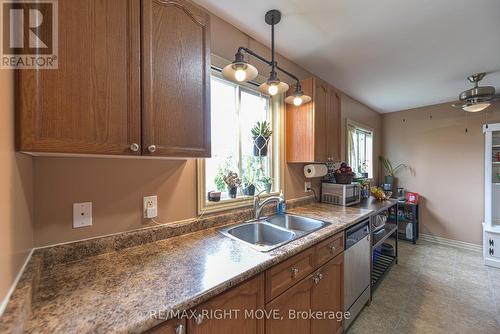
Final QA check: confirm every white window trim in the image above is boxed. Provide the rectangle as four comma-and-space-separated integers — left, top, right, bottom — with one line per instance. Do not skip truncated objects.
346, 119, 374, 180
196, 55, 285, 215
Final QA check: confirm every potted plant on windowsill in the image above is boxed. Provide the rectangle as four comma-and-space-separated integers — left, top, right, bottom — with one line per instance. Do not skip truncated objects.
251, 121, 272, 157
378, 155, 408, 187
260, 176, 273, 193
223, 171, 241, 199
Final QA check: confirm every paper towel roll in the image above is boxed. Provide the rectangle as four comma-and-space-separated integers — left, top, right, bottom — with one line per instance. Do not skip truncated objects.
303, 164, 328, 178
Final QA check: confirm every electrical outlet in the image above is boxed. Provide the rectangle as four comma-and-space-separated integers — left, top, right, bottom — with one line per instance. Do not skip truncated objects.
143, 196, 158, 219
73, 202, 92, 228
305, 181, 312, 192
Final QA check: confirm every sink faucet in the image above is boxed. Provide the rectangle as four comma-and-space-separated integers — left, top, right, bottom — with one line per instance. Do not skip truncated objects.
253, 191, 285, 220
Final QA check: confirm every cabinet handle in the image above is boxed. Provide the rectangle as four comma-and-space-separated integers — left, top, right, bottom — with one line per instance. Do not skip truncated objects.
148, 145, 156, 153
291, 267, 299, 277
129, 143, 140, 152
175, 324, 185, 334
194, 312, 204, 325
490, 239, 494, 246
490, 248, 494, 256
329, 245, 336, 253
318, 273, 323, 280
312, 274, 320, 284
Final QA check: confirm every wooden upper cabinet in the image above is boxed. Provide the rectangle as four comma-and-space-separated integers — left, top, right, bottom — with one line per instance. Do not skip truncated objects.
286, 77, 341, 163
16, 0, 142, 155
188, 274, 265, 334
142, 0, 211, 157
326, 88, 341, 162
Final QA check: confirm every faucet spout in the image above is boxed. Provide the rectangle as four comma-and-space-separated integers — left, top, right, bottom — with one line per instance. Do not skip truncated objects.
253, 193, 285, 220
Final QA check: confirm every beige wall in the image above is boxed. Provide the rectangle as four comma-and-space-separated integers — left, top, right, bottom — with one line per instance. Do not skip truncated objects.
0, 70, 34, 304
27, 12, 380, 247
382, 102, 500, 245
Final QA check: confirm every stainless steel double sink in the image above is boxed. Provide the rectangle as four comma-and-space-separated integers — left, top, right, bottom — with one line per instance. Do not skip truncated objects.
218, 214, 329, 252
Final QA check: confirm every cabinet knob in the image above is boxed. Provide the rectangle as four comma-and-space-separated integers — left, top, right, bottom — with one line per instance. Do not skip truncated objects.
329, 245, 336, 253
312, 274, 321, 284
175, 324, 185, 334
291, 267, 299, 278
194, 312, 204, 325
129, 143, 140, 152
148, 145, 156, 153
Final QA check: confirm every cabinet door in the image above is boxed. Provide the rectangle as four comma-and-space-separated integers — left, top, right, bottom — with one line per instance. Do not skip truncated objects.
313, 78, 329, 162
188, 274, 264, 334
326, 89, 341, 162
142, 0, 211, 157
265, 273, 315, 334
312, 255, 344, 334
16, 0, 141, 155
286, 78, 315, 162
146, 318, 185, 334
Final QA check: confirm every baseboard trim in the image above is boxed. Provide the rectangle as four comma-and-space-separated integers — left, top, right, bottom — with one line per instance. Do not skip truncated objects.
0, 248, 34, 317
420, 233, 482, 253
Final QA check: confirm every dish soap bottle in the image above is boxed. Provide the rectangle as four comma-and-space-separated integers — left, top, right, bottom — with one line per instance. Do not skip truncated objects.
277, 190, 286, 214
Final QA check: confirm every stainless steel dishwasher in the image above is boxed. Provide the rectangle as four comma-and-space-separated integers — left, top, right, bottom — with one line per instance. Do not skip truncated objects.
344, 219, 371, 330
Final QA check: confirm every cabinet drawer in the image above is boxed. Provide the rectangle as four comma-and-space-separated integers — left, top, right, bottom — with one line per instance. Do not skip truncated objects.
265, 247, 315, 302
315, 232, 344, 267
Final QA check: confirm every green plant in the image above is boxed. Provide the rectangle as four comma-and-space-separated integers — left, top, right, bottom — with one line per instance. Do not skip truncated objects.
260, 176, 273, 184
378, 156, 408, 177
251, 121, 272, 139
223, 171, 241, 188
214, 157, 235, 191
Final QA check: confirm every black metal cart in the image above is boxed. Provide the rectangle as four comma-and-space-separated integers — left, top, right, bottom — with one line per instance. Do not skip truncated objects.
396, 201, 419, 244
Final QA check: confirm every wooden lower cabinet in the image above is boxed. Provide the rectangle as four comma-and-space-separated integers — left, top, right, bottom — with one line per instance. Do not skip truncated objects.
265, 272, 315, 334
188, 273, 265, 334
146, 318, 186, 334
312, 255, 344, 334
265, 255, 344, 334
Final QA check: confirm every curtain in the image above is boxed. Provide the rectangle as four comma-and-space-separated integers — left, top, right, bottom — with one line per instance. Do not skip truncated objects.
347, 123, 357, 168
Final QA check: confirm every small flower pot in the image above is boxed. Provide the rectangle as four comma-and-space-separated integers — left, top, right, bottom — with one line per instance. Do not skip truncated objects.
253, 136, 268, 156
384, 175, 394, 185
263, 182, 272, 193
243, 184, 255, 196
228, 186, 237, 198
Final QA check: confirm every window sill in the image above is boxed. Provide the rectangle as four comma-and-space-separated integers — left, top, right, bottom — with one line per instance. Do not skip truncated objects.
200, 191, 280, 215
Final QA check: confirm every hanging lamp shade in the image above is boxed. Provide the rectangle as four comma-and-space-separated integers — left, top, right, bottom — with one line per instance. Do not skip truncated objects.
222, 52, 258, 83
284, 85, 312, 106
462, 101, 491, 113
259, 79, 289, 96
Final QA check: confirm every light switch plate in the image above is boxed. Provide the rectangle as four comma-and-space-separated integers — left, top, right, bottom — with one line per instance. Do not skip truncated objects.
143, 196, 158, 218
73, 202, 92, 228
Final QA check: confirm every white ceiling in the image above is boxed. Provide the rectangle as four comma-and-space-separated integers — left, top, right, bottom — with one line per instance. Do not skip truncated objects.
194, 0, 500, 113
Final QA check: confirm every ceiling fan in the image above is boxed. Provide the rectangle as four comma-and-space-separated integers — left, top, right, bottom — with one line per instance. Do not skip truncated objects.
452, 72, 500, 112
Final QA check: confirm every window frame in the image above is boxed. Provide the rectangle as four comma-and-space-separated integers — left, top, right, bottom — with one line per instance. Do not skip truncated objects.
197, 56, 285, 215
346, 119, 374, 179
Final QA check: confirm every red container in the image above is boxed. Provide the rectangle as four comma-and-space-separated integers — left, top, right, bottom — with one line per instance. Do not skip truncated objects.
406, 192, 419, 204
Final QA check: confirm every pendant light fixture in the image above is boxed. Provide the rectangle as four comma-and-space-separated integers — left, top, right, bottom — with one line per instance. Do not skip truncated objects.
222, 10, 311, 105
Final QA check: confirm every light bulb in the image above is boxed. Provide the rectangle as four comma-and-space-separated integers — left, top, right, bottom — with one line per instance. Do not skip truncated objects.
293, 96, 302, 106
268, 84, 278, 96
234, 68, 246, 82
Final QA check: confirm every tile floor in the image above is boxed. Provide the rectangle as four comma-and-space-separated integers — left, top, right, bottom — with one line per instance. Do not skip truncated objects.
347, 240, 500, 334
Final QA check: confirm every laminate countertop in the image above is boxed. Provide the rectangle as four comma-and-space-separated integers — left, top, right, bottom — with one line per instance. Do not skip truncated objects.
23, 199, 396, 334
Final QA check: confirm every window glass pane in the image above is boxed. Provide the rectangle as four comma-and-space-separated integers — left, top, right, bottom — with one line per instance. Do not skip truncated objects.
204, 74, 273, 202
347, 123, 373, 179
205, 78, 238, 194
240, 90, 271, 192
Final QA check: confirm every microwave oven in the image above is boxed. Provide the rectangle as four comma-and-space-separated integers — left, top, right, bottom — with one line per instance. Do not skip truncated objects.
321, 182, 361, 206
